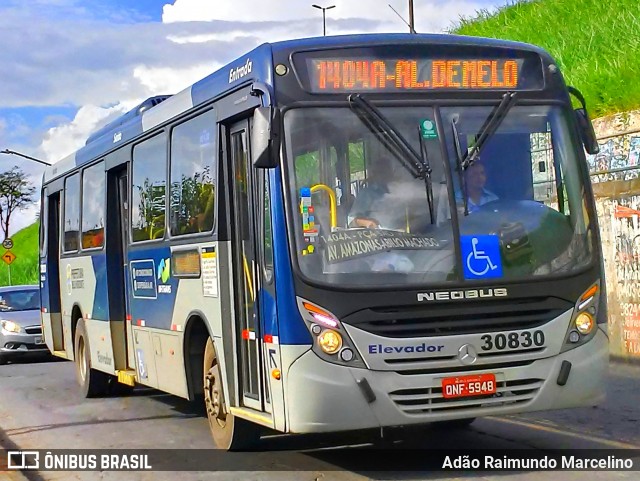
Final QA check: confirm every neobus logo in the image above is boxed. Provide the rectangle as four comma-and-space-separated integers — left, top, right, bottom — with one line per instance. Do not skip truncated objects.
229, 58, 253, 83
417, 288, 508, 302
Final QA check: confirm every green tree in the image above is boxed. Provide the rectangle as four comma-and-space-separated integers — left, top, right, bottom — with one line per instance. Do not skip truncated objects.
0, 166, 36, 239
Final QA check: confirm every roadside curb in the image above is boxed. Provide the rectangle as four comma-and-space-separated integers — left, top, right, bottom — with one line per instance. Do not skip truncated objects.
610, 355, 640, 367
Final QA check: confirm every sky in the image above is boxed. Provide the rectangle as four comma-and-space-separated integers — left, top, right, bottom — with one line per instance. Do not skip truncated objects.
0, 0, 509, 235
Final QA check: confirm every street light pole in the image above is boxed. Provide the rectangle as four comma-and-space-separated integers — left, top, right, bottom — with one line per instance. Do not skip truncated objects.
0, 149, 51, 166
312, 4, 335, 36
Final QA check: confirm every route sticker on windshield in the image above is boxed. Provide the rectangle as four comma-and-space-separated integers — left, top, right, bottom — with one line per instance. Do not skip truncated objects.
300, 186, 318, 255
419, 118, 438, 139
461, 235, 503, 280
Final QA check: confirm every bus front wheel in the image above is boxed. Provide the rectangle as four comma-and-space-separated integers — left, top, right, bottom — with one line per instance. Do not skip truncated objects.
203, 338, 261, 450
74, 319, 109, 398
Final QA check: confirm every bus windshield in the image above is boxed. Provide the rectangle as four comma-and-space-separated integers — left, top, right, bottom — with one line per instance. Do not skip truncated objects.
284, 104, 593, 288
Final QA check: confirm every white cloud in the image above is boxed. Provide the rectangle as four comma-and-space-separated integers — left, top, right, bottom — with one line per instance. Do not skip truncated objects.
41, 104, 129, 163
133, 64, 218, 95
162, 0, 490, 34
32, 0, 503, 171
0, 0, 507, 236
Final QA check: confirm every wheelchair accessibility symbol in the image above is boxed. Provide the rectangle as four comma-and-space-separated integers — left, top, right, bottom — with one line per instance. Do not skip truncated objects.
461, 235, 503, 279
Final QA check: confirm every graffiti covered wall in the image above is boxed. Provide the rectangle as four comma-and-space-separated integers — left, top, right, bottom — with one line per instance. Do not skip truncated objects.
589, 110, 640, 358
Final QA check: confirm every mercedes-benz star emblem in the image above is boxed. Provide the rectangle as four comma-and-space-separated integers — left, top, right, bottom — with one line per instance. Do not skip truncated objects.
458, 344, 478, 365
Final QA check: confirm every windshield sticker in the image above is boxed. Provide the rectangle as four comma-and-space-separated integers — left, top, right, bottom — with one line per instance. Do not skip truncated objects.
461, 235, 503, 279
301, 187, 318, 257
300, 187, 319, 239
420, 118, 438, 139
322, 228, 441, 264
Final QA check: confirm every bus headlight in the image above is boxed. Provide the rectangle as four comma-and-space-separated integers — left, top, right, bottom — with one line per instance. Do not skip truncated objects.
297, 297, 366, 369
318, 329, 342, 354
575, 312, 594, 335
561, 282, 601, 352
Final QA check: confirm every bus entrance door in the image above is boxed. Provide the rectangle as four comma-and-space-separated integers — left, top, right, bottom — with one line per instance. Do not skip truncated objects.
113, 168, 137, 374
228, 120, 267, 413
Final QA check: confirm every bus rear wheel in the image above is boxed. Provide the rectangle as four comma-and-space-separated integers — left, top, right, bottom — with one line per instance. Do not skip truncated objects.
74, 319, 109, 398
203, 338, 261, 450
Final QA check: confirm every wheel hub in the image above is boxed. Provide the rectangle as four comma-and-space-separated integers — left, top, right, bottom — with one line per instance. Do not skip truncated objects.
205, 367, 225, 424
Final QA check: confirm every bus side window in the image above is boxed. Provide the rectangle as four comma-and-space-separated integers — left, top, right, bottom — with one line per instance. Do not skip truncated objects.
169, 110, 217, 236
132, 134, 167, 242
63, 173, 80, 253
81, 161, 105, 249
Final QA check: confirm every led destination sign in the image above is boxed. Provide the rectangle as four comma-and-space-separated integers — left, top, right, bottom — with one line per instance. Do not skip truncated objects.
307, 57, 534, 92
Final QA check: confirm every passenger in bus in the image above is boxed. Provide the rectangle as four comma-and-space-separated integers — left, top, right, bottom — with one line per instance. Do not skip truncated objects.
348, 159, 435, 232
462, 160, 499, 213
347, 159, 408, 231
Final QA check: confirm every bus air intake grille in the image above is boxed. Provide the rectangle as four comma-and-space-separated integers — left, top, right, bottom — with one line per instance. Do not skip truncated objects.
393, 359, 535, 376
345, 297, 571, 338
389, 378, 543, 415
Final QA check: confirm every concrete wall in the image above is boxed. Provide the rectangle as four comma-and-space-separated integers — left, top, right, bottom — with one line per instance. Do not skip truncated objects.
588, 110, 640, 359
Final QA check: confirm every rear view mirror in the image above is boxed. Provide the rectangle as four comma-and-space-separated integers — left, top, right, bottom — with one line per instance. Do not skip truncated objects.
574, 108, 600, 155
251, 107, 280, 168
567, 86, 599, 155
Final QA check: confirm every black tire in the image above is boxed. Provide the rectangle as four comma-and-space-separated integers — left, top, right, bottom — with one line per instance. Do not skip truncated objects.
0, 356, 7, 365
203, 338, 261, 450
74, 319, 109, 398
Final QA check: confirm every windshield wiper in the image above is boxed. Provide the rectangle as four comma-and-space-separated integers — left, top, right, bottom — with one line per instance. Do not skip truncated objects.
451, 116, 469, 216
348, 94, 427, 178
460, 91, 518, 171
417, 128, 434, 224
451, 92, 518, 216
348, 93, 434, 224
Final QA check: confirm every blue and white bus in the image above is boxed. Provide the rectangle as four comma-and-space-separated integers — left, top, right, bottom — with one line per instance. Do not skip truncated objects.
40, 33, 608, 449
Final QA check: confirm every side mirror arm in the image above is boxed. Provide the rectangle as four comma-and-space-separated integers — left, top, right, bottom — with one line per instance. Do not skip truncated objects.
568, 86, 600, 155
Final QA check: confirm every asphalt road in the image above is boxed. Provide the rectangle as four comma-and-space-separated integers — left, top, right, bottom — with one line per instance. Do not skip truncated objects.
0, 356, 639, 481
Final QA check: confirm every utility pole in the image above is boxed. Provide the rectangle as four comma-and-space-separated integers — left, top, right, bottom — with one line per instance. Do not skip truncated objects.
389, 2, 417, 34
409, 0, 415, 34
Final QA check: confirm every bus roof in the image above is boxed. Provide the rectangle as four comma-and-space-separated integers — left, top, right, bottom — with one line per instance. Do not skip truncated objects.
43, 33, 551, 184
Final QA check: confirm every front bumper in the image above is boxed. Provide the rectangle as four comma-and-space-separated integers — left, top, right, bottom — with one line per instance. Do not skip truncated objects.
285, 327, 608, 434
0, 329, 49, 356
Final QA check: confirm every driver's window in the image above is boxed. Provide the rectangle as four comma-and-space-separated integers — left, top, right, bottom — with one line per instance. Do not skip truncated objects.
531, 130, 562, 212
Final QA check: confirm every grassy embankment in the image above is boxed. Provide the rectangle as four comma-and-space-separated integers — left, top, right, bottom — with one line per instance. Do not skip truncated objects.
452, 0, 640, 117
0, 221, 39, 286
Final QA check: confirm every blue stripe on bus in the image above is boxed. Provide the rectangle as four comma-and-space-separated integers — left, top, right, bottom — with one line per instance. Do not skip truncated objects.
190, 44, 273, 107
260, 288, 278, 339
270, 168, 312, 345
39, 259, 50, 312
91, 253, 109, 321
128, 246, 178, 330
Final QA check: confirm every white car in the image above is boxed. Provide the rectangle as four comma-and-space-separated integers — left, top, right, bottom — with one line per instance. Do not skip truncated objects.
0, 285, 48, 364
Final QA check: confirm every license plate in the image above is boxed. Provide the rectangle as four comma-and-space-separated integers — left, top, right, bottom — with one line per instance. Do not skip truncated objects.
442, 373, 497, 399
34, 336, 44, 345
